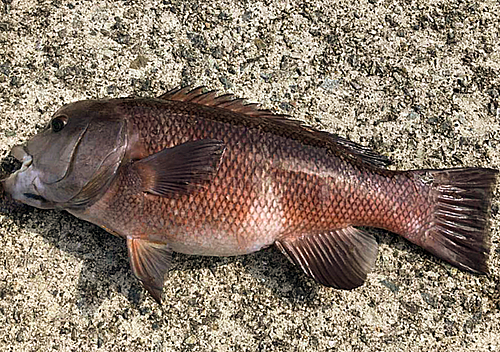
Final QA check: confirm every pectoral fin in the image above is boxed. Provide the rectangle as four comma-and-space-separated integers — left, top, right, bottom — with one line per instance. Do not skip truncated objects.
133, 139, 225, 196
276, 227, 378, 289
126, 237, 172, 304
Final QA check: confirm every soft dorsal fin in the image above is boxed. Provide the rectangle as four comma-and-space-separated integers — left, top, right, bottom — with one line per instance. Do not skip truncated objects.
158, 86, 392, 168
324, 134, 392, 168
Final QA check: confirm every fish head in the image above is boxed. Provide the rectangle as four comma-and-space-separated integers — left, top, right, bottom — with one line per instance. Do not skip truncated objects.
2, 100, 127, 209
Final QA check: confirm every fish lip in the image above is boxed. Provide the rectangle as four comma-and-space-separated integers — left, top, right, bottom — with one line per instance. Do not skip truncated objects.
9, 145, 33, 173
10, 145, 29, 163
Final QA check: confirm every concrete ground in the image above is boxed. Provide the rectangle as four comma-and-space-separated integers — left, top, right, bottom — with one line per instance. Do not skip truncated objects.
0, 0, 499, 351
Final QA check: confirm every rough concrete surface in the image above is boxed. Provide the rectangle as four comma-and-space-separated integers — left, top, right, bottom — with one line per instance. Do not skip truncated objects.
0, 0, 499, 351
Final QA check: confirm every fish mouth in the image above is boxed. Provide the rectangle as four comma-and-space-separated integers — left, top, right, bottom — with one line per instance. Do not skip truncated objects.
0, 155, 21, 178
1, 145, 52, 208
10, 145, 33, 173
0, 145, 31, 181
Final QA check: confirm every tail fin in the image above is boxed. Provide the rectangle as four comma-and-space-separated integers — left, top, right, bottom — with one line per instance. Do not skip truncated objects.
411, 168, 497, 274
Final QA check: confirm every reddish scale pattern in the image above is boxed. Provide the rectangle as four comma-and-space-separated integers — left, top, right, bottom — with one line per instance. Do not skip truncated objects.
271, 139, 433, 242
86, 99, 435, 256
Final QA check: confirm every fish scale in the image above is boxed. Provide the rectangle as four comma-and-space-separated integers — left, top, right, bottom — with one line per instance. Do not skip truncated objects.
1, 87, 497, 303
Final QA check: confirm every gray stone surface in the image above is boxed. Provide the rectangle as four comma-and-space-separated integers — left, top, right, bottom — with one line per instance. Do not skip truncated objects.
0, 0, 499, 351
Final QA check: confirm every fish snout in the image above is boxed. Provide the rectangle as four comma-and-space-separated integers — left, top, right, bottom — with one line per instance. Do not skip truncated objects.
1, 145, 33, 178
1, 146, 54, 209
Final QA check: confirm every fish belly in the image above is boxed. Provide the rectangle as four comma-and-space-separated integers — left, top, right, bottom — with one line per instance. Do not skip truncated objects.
148, 171, 286, 256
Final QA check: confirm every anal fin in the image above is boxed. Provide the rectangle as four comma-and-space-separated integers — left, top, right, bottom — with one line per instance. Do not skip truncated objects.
276, 227, 378, 289
126, 237, 172, 304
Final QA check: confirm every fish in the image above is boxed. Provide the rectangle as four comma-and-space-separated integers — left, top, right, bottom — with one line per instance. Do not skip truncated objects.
1, 86, 498, 303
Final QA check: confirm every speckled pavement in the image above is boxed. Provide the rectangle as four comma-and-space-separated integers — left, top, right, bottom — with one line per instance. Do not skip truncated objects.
0, 0, 499, 351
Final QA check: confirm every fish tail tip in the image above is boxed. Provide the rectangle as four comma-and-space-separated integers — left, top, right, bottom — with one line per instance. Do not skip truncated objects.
414, 168, 498, 273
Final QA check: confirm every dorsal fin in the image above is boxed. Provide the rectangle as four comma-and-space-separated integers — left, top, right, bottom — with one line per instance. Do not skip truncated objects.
322, 134, 392, 168
158, 86, 275, 117
158, 87, 392, 168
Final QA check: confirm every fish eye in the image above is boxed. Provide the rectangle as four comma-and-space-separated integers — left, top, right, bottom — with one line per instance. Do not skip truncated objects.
51, 115, 68, 132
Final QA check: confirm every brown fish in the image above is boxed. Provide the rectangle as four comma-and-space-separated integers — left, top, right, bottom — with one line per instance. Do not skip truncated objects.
1, 87, 498, 303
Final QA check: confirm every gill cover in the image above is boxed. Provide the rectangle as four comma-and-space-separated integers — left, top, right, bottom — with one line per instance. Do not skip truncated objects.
14, 100, 126, 208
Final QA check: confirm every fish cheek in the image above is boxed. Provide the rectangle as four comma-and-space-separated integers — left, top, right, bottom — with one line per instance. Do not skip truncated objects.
68, 146, 126, 207
49, 118, 127, 205
27, 117, 90, 185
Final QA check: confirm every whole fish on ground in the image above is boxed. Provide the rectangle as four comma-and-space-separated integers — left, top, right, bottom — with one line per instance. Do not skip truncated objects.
1, 87, 498, 303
